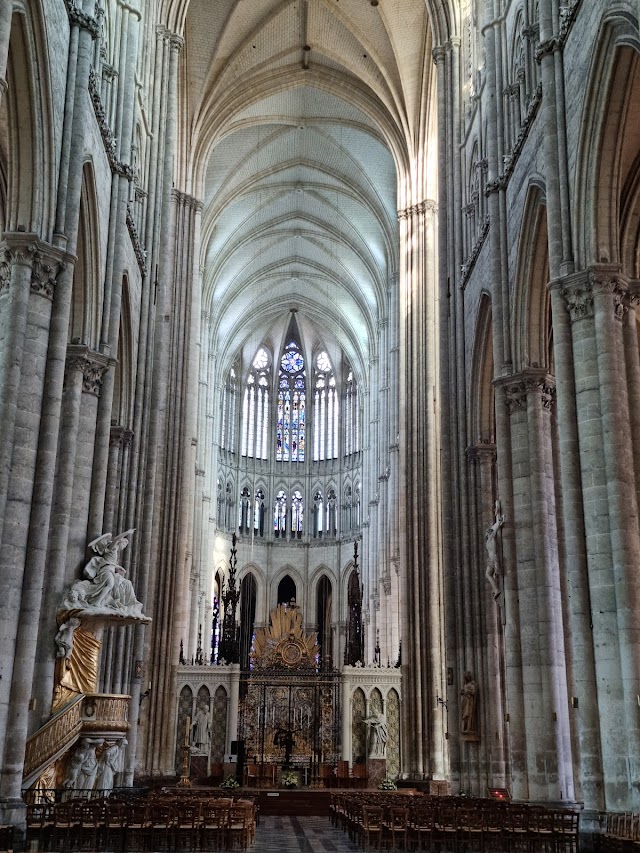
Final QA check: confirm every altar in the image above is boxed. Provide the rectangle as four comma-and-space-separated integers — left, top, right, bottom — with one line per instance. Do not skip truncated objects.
237, 602, 341, 780
175, 600, 402, 784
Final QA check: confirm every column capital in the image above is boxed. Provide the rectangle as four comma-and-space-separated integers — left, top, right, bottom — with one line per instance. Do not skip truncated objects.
466, 442, 496, 462
552, 265, 627, 323
0, 235, 67, 300
495, 368, 555, 413
110, 425, 134, 448
65, 345, 112, 396
66, 1, 100, 39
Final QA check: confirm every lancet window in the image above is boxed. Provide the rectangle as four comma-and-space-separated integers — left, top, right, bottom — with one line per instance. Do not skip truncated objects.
241, 348, 270, 459
291, 490, 304, 538
220, 367, 237, 452
238, 486, 251, 532
254, 488, 265, 536
344, 367, 360, 456
313, 351, 338, 460
276, 341, 306, 462
313, 490, 324, 538
274, 490, 287, 537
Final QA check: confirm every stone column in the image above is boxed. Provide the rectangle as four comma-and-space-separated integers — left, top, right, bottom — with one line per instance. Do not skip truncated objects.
127, 29, 183, 783
0, 242, 39, 527
562, 269, 638, 809
0, 242, 64, 803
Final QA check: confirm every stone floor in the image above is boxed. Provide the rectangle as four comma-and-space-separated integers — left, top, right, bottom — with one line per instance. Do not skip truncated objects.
253, 816, 360, 852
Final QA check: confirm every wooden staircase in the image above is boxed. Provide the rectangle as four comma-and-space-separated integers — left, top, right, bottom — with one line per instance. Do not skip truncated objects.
22, 693, 130, 788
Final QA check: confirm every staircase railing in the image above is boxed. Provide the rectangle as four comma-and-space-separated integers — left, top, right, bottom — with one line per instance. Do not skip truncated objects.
23, 693, 130, 787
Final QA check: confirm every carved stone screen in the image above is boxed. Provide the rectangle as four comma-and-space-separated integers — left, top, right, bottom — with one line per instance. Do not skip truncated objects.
386, 688, 400, 779
351, 687, 366, 764
211, 685, 228, 764
175, 685, 193, 774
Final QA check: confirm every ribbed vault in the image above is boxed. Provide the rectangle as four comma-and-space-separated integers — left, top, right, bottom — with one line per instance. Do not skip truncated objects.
177, 0, 439, 382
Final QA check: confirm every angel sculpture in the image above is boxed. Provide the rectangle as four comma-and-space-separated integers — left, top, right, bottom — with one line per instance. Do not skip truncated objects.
61, 530, 146, 618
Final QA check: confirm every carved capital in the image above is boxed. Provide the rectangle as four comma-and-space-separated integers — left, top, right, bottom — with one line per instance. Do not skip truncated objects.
502, 379, 528, 413
591, 271, 628, 321
66, 1, 100, 38
65, 346, 111, 396
109, 426, 134, 449
563, 284, 594, 322
524, 371, 556, 410
0, 236, 65, 300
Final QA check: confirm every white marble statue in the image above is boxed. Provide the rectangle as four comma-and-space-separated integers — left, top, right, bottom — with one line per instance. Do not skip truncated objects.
191, 705, 211, 754
54, 617, 81, 660
95, 739, 127, 792
485, 501, 505, 600
363, 709, 388, 759
76, 739, 102, 791
63, 741, 87, 790
60, 530, 149, 620
63, 738, 103, 791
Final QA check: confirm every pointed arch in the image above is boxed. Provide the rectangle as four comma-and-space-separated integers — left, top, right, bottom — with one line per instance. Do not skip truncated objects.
574, 15, 640, 268
316, 574, 333, 670
69, 162, 103, 349
512, 183, 551, 373
4, 4, 55, 238
469, 292, 494, 446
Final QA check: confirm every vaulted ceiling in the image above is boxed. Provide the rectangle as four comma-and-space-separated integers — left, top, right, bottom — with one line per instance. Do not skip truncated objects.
176, 0, 439, 382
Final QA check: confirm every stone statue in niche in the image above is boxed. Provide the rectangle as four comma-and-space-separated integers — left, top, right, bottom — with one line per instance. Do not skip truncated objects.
363, 709, 388, 758
485, 501, 504, 599
60, 530, 149, 621
191, 703, 211, 754
460, 671, 478, 737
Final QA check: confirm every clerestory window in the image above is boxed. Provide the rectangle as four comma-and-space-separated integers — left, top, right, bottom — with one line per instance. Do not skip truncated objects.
276, 341, 306, 462
313, 351, 338, 460
241, 348, 270, 459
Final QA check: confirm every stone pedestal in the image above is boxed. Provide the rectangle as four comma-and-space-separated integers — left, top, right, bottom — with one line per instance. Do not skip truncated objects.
367, 758, 387, 787
190, 754, 208, 781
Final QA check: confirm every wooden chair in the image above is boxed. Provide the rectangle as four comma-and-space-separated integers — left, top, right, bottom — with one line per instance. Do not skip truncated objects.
226, 803, 253, 850
174, 801, 201, 851
385, 806, 410, 850
147, 802, 174, 852
410, 805, 435, 852
201, 801, 228, 851
361, 805, 384, 851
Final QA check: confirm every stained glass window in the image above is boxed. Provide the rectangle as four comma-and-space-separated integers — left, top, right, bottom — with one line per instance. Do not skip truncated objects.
277, 341, 305, 462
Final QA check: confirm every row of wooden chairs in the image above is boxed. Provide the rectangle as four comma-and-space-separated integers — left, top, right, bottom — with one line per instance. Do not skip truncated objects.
598, 813, 640, 852
330, 795, 579, 853
26, 796, 256, 852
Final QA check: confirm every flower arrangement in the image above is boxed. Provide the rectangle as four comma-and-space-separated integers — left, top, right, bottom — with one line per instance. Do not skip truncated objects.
379, 777, 397, 791
220, 775, 240, 789
281, 771, 299, 789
